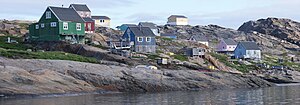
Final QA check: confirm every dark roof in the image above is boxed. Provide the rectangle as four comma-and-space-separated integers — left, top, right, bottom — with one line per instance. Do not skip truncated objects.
49, 7, 84, 23
128, 27, 156, 37
92, 16, 110, 20
83, 17, 94, 22
239, 42, 260, 50
189, 35, 208, 41
122, 24, 137, 27
138, 22, 157, 29
69, 4, 91, 12
223, 39, 237, 45
169, 15, 187, 18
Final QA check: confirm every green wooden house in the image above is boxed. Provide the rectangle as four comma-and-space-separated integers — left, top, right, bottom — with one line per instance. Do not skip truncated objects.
29, 6, 85, 44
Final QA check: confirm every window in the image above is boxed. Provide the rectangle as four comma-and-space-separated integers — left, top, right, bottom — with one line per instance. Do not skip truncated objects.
50, 22, 56, 27
46, 11, 51, 19
137, 37, 143, 42
40, 23, 44, 28
146, 37, 151, 42
35, 24, 39, 29
100, 20, 105, 23
87, 23, 91, 30
63, 22, 68, 30
76, 23, 81, 30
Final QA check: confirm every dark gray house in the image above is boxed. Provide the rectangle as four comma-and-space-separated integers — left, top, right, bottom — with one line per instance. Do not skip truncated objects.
188, 35, 209, 47
122, 26, 156, 53
138, 22, 159, 36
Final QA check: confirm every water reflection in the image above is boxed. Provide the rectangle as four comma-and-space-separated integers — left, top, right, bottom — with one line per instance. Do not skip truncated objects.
1, 85, 299, 105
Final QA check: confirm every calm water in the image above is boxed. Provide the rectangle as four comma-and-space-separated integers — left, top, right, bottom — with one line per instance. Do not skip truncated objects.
1, 84, 300, 105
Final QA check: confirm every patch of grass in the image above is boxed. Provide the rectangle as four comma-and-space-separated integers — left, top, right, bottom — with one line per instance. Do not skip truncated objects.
0, 48, 98, 64
0, 36, 30, 50
161, 37, 173, 41
210, 53, 256, 73
147, 54, 160, 60
173, 54, 188, 61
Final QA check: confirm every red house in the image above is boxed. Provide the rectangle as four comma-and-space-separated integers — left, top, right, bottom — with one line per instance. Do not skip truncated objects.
70, 4, 95, 33
83, 18, 95, 33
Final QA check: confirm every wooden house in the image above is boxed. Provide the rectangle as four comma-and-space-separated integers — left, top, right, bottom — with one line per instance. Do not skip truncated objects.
185, 47, 206, 57
117, 24, 137, 32
92, 16, 111, 28
138, 22, 159, 36
70, 4, 95, 33
234, 41, 261, 60
29, 6, 85, 44
188, 35, 209, 47
122, 26, 156, 53
167, 15, 188, 26
216, 38, 237, 55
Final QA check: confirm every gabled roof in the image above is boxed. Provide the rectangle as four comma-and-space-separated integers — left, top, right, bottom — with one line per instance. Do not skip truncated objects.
138, 22, 157, 29
223, 39, 237, 45
69, 4, 91, 12
121, 24, 137, 27
189, 35, 208, 42
92, 16, 110, 20
239, 41, 260, 50
169, 15, 187, 18
83, 17, 94, 22
128, 27, 156, 37
49, 6, 84, 23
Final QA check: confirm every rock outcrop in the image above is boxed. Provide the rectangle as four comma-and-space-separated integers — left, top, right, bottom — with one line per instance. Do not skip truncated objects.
0, 57, 272, 95
238, 18, 300, 46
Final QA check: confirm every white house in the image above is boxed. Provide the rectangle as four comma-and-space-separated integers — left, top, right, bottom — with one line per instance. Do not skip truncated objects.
167, 15, 188, 26
234, 41, 261, 60
188, 35, 209, 47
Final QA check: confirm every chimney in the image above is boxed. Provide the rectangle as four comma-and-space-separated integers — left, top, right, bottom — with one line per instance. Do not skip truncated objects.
62, 5, 64, 8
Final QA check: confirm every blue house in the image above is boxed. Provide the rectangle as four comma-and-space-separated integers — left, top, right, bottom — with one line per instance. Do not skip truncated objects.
122, 26, 156, 53
117, 24, 137, 32
234, 41, 261, 60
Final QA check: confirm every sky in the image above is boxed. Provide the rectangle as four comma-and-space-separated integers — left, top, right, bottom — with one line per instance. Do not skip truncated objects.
1, 0, 300, 29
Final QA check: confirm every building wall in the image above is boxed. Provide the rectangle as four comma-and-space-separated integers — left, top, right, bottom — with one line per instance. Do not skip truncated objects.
245, 50, 261, 59
94, 19, 110, 27
234, 45, 246, 59
199, 41, 209, 47
217, 40, 237, 52
84, 22, 95, 33
59, 22, 85, 35
135, 45, 156, 53
76, 11, 91, 18
167, 17, 188, 25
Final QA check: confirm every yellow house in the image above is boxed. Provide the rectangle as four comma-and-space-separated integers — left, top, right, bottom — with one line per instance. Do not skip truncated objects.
167, 15, 188, 25
92, 16, 111, 28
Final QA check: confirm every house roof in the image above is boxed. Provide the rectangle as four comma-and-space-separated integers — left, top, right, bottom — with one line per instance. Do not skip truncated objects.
128, 27, 156, 37
138, 22, 157, 29
239, 41, 260, 50
169, 15, 187, 18
121, 24, 137, 27
49, 7, 84, 23
83, 17, 94, 22
223, 39, 237, 45
69, 4, 91, 12
92, 16, 110, 20
189, 35, 208, 42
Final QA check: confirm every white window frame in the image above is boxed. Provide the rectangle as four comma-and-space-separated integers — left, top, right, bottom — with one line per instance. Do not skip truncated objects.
35, 24, 39, 29
50, 22, 57, 27
41, 23, 44, 28
146, 37, 151, 42
76, 23, 81, 31
46, 11, 51, 19
137, 37, 143, 42
63, 22, 68, 30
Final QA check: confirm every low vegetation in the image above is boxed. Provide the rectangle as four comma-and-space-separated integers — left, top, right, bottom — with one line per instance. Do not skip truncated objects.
0, 36, 30, 50
0, 48, 98, 64
173, 54, 188, 61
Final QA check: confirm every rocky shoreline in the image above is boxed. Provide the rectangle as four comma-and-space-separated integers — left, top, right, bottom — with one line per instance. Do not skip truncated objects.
0, 57, 298, 95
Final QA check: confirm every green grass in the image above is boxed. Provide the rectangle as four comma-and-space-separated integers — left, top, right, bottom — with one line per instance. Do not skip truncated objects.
210, 53, 256, 73
161, 37, 173, 41
0, 48, 98, 64
147, 54, 160, 60
173, 54, 188, 61
0, 36, 30, 50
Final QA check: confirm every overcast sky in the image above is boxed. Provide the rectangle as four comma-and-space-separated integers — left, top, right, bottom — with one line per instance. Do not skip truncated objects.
1, 0, 300, 29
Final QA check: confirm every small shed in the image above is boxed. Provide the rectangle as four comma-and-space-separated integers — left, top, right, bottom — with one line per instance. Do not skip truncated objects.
157, 58, 168, 65
185, 47, 206, 57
